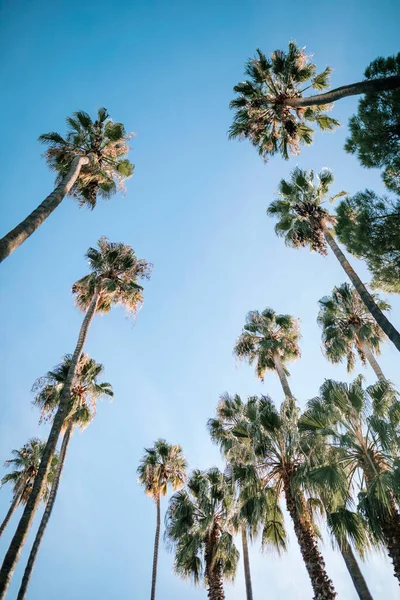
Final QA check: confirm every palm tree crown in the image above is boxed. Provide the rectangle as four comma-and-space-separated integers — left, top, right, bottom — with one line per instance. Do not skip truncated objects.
72, 236, 152, 314
39, 107, 134, 208
234, 308, 300, 382
32, 353, 114, 430
229, 42, 338, 160
318, 283, 389, 372
165, 468, 239, 593
267, 167, 344, 254
1, 440, 57, 504
137, 439, 187, 500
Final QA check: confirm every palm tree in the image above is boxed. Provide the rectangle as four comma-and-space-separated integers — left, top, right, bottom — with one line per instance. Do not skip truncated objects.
165, 468, 239, 600
267, 167, 400, 351
318, 283, 389, 381
0, 440, 57, 538
16, 354, 113, 600
137, 439, 187, 600
300, 377, 400, 582
209, 393, 337, 599
234, 308, 300, 398
0, 108, 134, 263
210, 394, 287, 600
229, 42, 400, 160
0, 237, 151, 598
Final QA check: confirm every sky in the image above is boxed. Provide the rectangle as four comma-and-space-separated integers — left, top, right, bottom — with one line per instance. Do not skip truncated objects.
0, 0, 400, 598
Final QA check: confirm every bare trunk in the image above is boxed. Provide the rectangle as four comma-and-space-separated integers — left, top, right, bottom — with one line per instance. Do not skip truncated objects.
205, 528, 225, 600
16, 424, 73, 600
358, 340, 386, 382
323, 229, 400, 352
0, 490, 23, 538
272, 354, 293, 399
336, 536, 374, 600
241, 526, 253, 600
150, 494, 161, 600
0, 289, 99, 598
285, 76, 400, 108
0, 155, 89, 263
283, 475, 336, 599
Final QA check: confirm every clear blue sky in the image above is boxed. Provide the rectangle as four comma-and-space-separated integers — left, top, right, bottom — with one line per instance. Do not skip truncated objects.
1, 0, 399, 598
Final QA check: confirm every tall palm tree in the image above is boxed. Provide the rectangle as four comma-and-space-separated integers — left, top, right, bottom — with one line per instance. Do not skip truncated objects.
137, 439, 187, 600
16, 354, 113, 600
0, 440, 57, 538
234, 308, 300, 398
0, 108, 134, 263
209, 393, 337, 599
165, 468, 239, 600
229, 42, 400, 160
300, 377, 400, 582
267, 167, 400, 351
0, 237, 151, 598
210, 394, 287, 600
318, 283, 389, 381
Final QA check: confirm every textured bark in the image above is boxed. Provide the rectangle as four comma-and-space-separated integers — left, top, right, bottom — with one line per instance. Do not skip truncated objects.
273, 354, 293, 398
358, 340, 386, 382
241, 526, 253, 600
0, 155, 89, 263
336, 537, 373, 600
205, 527, 225, 600
0, 289, 99, 599
283, 476, 336, 599
285, 76, 400, 108
150, 495, 161, 600
16, 425, 73, 600
324, 229, 400, 352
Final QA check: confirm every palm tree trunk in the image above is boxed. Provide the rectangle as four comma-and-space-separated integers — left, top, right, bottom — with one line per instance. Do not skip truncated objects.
285, 75, 400, 108
241, 526, 253, 600
358, 340, 386, 382
150, 494, 161, 600
0, 289, 99, 599
0, 155, 89, 263
283, 476, 336, 599
205, 531, 225, 600
16, 424, 73, 600
323, 229, 400, 352
336, 537, 374, 600
0, 491, 22, 538
272, 354, 293, 398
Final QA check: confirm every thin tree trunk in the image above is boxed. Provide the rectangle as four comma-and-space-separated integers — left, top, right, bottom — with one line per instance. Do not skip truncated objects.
241, 525, 253, 600
323, 229, 400, 352
283, 476, 336, 599
285, 76, 400, 108
0, 492, 22, 539
272, 354, 293, 398
16, 424, 73, 600
0, 155, 89, 263
0, 289, 99, 599
150, 494, 161, 600
358, 340, 386, 382
205, 530, 225, 600
336, 536, 374, 600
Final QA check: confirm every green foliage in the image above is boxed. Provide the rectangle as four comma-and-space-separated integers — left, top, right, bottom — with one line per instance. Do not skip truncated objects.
137, 439, 187, 500
234, 308, 301, 381
165, 468, 239, 587
267, 167, 341, 255
318, 282, 389, 371
32, 354, 113, 431
39, 107, 134, 208
1, 439, 58, 504
229, 42, 338, 160
345, 53, 400, 193
336, 191, 400, 293
72, 236, 152, 314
